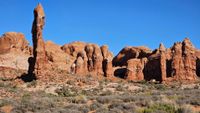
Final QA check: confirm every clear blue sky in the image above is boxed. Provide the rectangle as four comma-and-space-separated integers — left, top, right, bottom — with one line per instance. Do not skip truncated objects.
0, 0, 200, 55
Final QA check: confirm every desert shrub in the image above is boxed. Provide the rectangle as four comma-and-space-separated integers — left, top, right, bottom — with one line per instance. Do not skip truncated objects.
100, 90, 113, 96
121, 95, 136, 102
109, 102, 136, 111
96, 95, 120, 104
64, 104, 89, 113
177, 105, 194, 113
80, 89, 100, 96
121, 95, 152, 107
55, 86, 78, 97
68, 95, 87, 104
96, 96, 112, 104
66, 80, 75, 85
115, 84, 124, 91
90, 102, 103, 111
0, 99, 13, 107
154, 84, 167, 91
77, 105, 90, 113
26, 80, 37, 88
12, 95, 56, 113
190, 99, 200, 106
176, 96, 200, 106
95, 107, 109, 113
0, 82, 12, 88
142, 103, 177, 113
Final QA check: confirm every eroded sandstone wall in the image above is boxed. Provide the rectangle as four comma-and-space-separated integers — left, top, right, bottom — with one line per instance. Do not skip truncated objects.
0, 3, 199, 83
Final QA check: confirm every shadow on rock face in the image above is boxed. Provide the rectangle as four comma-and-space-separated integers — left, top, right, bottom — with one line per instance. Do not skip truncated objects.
143, 59, 162, 81
17, 57, 36, 82
18, 73, 36, 82
114, 68, 127, 79
197, 58, 200, 77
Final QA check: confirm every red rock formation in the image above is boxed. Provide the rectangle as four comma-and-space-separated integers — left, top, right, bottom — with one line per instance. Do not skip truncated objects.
113, 46, 151, 66
31, 4, 48, 77
45, 41, 72, 72
159, 43, 167, 81
171, 38, 197, 81
93, 45, 104, 75
0, 32, 31, 79
125, 58, 147, 81
62, 42, 107, 76
75, 52, 86, 75
113, 38, 199, 82
1, 3, 200, 83
0, 32, 29, 54
101, 45, 113, 77
85, 44, 94, 72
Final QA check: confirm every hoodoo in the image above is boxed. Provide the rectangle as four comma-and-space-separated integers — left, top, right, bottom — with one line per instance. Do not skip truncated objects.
31, 4, 48, 78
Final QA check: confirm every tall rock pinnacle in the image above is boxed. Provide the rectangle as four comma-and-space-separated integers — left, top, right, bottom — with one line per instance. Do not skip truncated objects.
31, 3, 47, 77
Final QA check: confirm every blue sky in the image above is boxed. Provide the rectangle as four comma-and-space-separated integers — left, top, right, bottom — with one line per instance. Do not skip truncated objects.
0, 0, 200, 55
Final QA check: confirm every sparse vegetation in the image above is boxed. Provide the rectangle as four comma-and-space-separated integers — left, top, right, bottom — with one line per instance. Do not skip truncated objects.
0, 76, 199, 113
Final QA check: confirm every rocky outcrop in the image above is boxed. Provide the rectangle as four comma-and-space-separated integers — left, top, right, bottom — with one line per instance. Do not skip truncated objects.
62, 42, 113, 76
159, 43, 167, 81
125, 58, 147, 81
0, 32, 29, 54
0, 32, 31, 79
31, 4, 48, 77
113, 38, 199, 82
101, 45, 113, 77
45, 41, 72, 72
0, 3, 199, 83
113, 46, 151, 67
171, 38, 197, 81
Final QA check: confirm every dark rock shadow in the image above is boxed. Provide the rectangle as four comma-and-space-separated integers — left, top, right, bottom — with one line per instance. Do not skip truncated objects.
18, 57, 36, 82
166, 59, 173, 78
197, 58, 200, 77
18, 73, 36, 82
114, 68, 127, 79
143, 59, 162, 81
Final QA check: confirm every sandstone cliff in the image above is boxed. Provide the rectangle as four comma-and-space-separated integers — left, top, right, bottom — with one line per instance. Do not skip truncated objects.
0, 3, 199, 83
